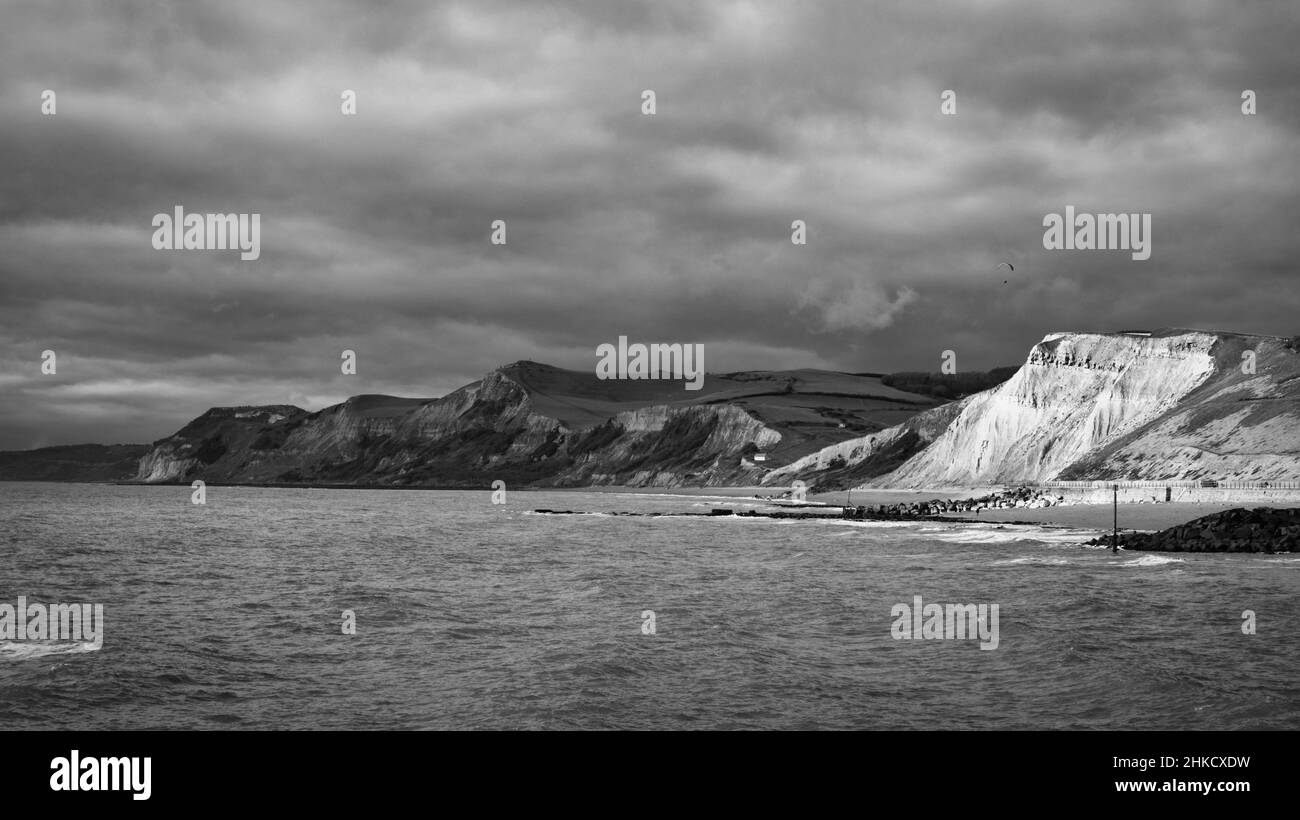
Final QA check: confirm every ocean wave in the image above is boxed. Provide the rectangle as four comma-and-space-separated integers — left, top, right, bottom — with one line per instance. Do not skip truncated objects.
991, 556, 1074, 566
823, 520, 919, 529
1114, 555, 1185, 567
0, 641, 102, 661
930, 525, 1095, 544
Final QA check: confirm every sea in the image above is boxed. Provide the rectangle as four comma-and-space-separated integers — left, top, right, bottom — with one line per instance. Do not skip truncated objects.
1, 482, 1296, 730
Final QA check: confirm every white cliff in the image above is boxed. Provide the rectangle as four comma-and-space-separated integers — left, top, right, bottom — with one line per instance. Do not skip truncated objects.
769, 330, 1300, 489
882, 331, 1220, 486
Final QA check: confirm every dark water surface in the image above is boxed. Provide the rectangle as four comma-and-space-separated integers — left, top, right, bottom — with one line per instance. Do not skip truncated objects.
2, 483, 1296, 729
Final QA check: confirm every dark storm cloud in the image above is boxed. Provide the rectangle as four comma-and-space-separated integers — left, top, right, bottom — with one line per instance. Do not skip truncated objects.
1, 0, 1298, 448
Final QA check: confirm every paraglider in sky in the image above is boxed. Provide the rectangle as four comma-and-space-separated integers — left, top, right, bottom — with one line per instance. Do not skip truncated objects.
992, 261, 1014, 284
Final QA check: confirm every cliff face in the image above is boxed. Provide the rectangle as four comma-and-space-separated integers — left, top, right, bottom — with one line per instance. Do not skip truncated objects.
130, 365, 918, 488
762, 400, 965, 489
564, 404, 783, 487
136, 405, 310, 483
769, 330, 1300, 490
882, 331, 1221, 486
26, 331, 1295, 491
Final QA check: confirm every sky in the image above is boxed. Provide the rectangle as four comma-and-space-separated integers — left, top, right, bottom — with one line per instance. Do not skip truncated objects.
1, 0, 1298, 449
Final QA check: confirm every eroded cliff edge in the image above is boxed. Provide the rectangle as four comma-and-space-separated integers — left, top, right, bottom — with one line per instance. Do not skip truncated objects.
765, 330, 1300, 490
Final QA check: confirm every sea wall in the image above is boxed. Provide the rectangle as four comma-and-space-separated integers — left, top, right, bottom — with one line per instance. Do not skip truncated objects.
1049, 486, 1300, 505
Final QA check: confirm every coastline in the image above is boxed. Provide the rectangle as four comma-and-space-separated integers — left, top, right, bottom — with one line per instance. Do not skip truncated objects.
10, 479, 1300, 535
942, 501, 1300, 533
622, 486, 1300, 534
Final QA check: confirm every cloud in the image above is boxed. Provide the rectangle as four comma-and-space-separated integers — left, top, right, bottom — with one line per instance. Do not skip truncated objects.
0, 0, 1298, 448
799, 282, 919, 334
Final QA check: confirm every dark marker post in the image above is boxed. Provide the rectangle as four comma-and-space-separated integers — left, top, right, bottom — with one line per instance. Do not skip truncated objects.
1112, 484, 1119, 553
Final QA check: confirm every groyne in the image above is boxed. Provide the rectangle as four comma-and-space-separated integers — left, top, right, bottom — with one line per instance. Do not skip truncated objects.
1084, 507, 1300, 553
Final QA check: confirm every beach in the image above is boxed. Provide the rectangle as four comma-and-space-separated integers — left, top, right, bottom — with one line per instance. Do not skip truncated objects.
952, 501, 1297, 533
547, 485, 1300, 535
801, 488, 1300, 533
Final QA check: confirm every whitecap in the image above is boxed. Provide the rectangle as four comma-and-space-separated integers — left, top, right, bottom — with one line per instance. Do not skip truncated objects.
823, 520, 919, 529
929, 524, 1098, 545
1114, 554, 1185, 567
0, 641, 102, 661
